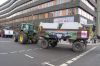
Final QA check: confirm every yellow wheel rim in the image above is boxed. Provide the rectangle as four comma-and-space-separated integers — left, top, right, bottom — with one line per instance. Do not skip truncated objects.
19, 34, 23, 42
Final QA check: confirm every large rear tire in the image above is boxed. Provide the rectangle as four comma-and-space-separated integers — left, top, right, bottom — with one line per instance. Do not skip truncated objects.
18, 32, 27, 44
72, 41, 87, 52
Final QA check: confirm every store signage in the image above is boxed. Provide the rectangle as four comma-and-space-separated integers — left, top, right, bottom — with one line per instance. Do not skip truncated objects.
80, 17, 87, 25
54, 16, 74, 23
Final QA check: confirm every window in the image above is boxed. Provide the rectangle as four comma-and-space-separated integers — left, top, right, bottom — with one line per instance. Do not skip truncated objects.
45, 13, 49, 18
81, 0, 95, 11
78, 8, 94, 21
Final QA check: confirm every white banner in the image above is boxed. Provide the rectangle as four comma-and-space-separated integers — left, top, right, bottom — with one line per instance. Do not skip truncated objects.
80, 17, 87, 25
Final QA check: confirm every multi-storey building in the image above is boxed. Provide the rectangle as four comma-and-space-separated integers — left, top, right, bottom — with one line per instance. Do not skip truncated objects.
97, 0, 100, 36
0, 0, 97, 28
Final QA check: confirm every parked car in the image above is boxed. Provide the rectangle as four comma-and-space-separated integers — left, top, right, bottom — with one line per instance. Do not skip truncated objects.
1, 26, 14, 38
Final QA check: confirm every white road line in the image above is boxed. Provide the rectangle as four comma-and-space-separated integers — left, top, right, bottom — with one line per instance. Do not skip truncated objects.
0, 41, 11, 42
10, 51, 17, 53
66, 60, 73, 64
42, 62, 55, 66
24, 54, 34, 59
0, 53, 8, 54
60, 47, 96, 66
59, 63, 68, 66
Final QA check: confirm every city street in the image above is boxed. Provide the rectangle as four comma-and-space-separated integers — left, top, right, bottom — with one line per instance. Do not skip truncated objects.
0, 38, 99, 66
0, 0, 98, 66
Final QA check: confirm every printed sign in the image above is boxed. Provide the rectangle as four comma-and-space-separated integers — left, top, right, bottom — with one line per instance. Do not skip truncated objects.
81, 31, 87, 38
54, 16, 74, 23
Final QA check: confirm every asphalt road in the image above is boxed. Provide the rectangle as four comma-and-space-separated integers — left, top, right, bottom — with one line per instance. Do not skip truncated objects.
0, 38, 99, 66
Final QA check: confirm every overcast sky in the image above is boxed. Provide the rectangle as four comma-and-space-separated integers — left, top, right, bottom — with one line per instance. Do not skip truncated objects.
0, 0, 8, 5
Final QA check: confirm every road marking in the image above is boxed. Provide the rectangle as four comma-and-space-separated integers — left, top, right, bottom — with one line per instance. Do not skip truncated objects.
0, 49, 33, 55
0, 41, 11, 42
60, 47, 96, 66
66, 60, 73, 64
59, 63, 68, 66
24, 54, 34, 59
10, 51, 17, 53
42, 62, 55, 66
0, 53, 8, 54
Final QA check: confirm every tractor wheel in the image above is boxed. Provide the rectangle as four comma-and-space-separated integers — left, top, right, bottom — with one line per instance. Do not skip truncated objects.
18, 32, 27, 44
50, 41, 58, 48
14, 32, 19, 42
72, 41, 86, 52
38, 39, 49, 49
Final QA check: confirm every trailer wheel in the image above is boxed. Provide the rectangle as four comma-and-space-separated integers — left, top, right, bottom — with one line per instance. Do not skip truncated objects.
18, 32, 27, 44
39, 39, 49, 49
72, 41, 86, 52
50, 41, 58, 48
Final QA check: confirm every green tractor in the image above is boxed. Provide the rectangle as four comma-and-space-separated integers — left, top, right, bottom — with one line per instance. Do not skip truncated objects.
14, 23, 38, 44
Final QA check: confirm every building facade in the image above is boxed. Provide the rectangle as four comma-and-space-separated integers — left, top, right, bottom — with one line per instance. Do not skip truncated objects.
97, 0, 100, 36
0, 0, 97, 27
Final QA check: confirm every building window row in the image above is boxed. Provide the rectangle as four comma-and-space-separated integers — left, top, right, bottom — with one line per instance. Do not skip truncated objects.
7, 7, 94, 22
0, 0, 39, 17
78, 8, 94, 21
7, 8, 94, 24
81, 0, 95, 11
1, 0, 94, 23
7, 0, 75, 18
0, 0, 95, 20
0, 0, 73, 17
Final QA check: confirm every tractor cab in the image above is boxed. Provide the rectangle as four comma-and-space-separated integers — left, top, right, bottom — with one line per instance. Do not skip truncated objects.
20, 23, 36, 35
21, 23, 34, 31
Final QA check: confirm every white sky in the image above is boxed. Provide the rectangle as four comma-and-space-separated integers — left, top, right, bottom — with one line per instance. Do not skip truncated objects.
0, 0, 8, 5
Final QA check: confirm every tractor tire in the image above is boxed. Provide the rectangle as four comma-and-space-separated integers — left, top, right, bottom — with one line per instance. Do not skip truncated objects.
38, 39, 49, 49
72, 41, 86, 52
50, 41, 58, 48
18, 32, 27, 44
14, 33, 19, 42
